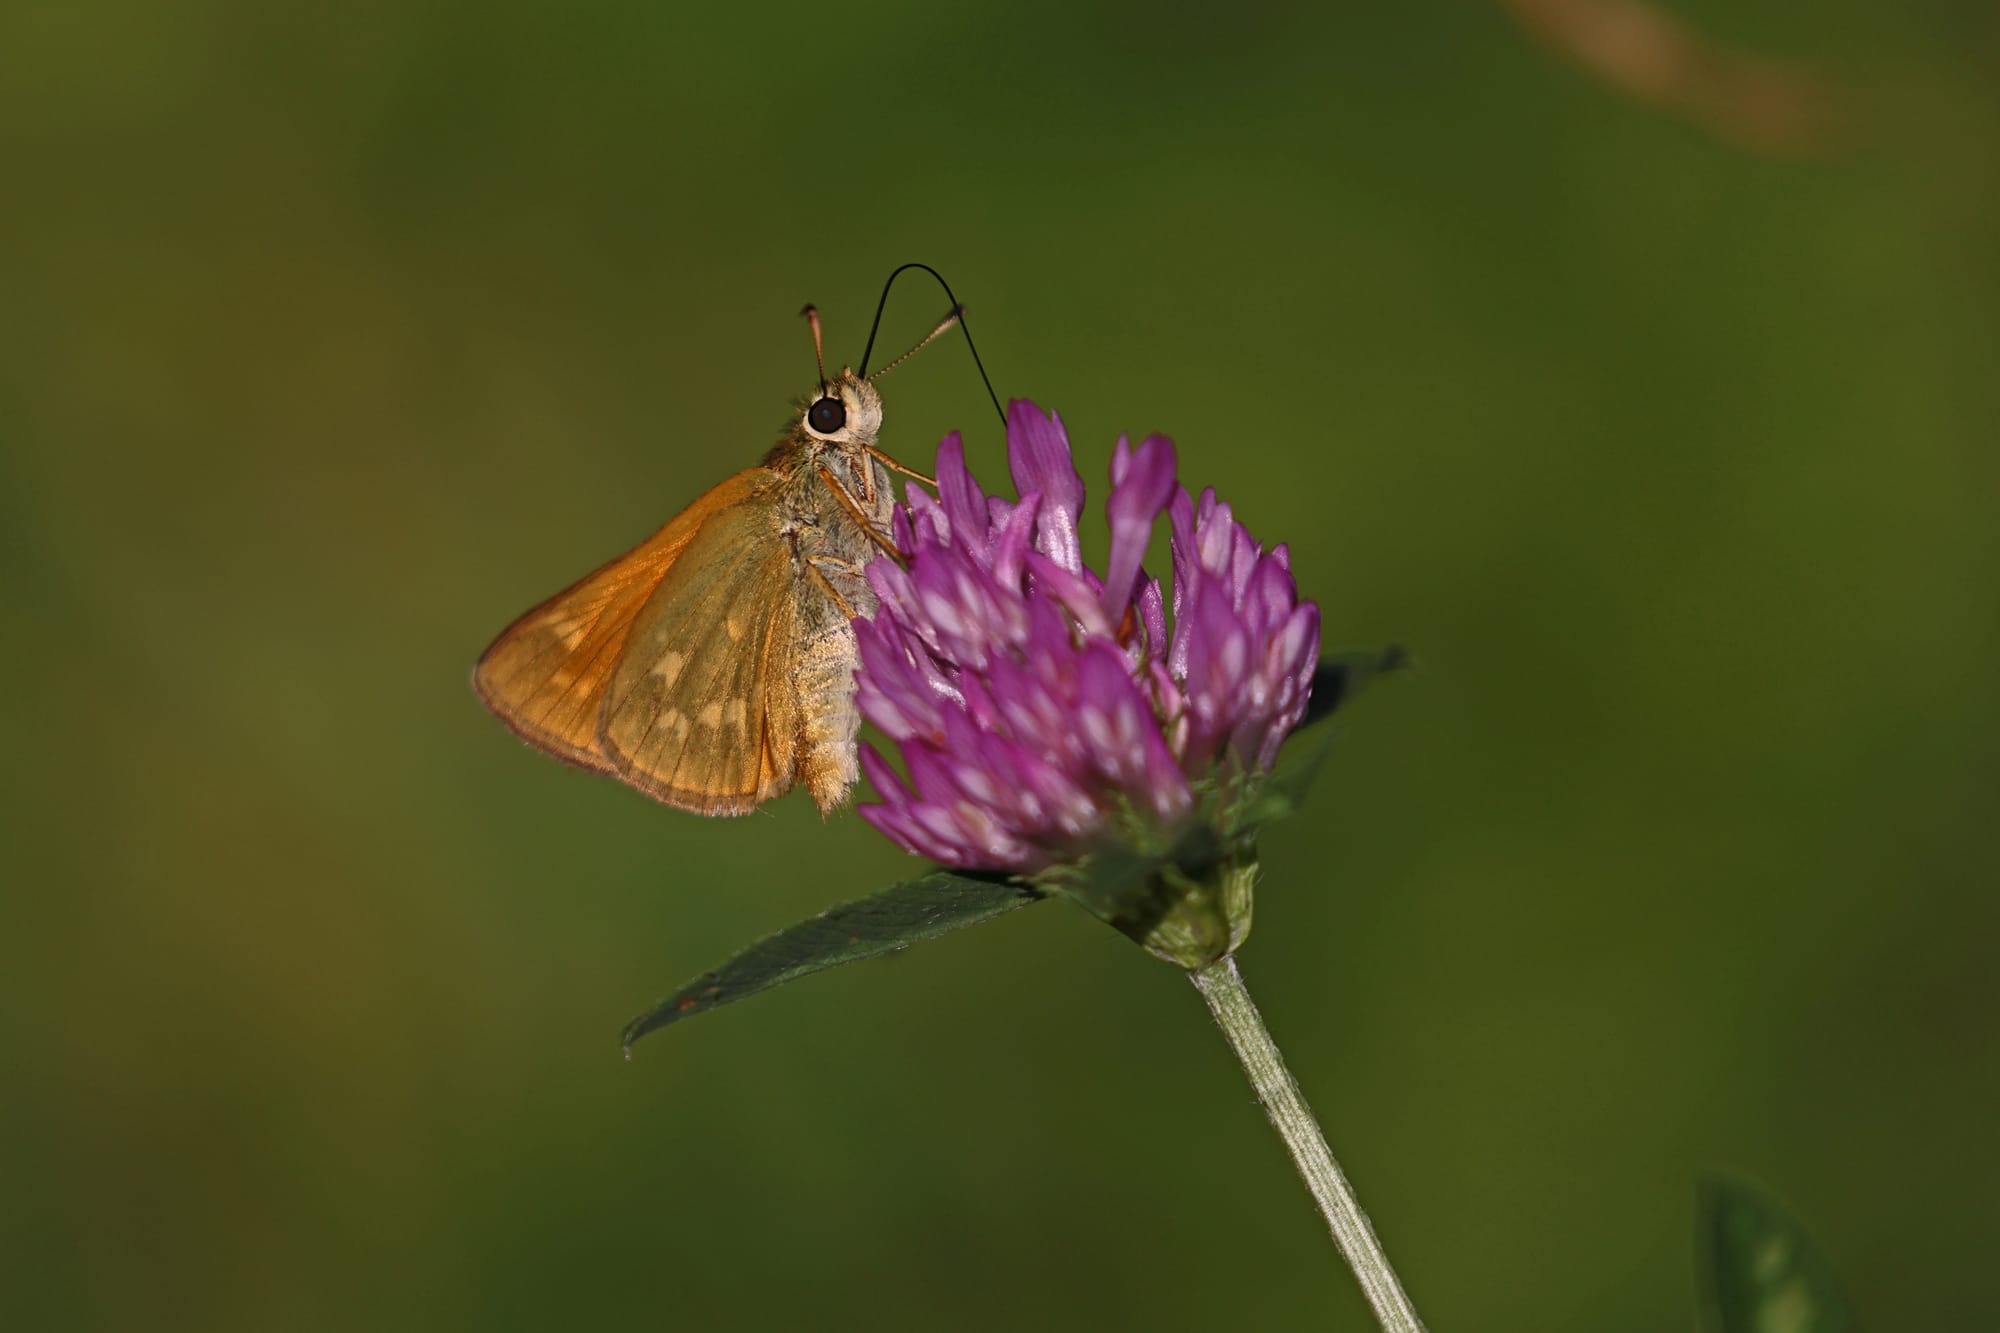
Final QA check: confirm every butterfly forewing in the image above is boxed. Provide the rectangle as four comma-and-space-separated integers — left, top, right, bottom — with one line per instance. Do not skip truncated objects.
597, 497, 806, 815
473, 469, 768, 774
475, 360, 904, 816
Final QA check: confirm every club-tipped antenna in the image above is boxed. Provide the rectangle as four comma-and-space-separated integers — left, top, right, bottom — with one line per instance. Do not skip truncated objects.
800, 304, 829, 396
869, 307, 962, 381
858, 262, 1005, 427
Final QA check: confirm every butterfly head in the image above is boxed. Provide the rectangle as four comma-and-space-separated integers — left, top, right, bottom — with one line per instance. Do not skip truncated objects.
801, 369, 883, 447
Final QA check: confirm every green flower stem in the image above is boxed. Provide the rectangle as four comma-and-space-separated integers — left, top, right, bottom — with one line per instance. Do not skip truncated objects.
1190, 955, 1427, 1333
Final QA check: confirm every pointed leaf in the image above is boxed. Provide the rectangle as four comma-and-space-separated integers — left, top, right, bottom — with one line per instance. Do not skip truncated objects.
1233, 645, 1410, 832
1295, 645, 1411, 731
623, 871, 1041, 1050
1237, 723, 1340, 833
1697, 1172, 1857, 1333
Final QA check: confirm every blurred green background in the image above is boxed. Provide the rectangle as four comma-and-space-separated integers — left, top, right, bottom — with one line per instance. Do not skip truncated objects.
4, 1, 1995, 1329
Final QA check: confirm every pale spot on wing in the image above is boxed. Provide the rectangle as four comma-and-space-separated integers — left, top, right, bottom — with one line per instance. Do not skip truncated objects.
659, 709, 688, 741
698, 701, 723, 729
651, 650, 686, 686
722, 698, 747, 730
547, 613, 591, 650
724, 616, 745, 642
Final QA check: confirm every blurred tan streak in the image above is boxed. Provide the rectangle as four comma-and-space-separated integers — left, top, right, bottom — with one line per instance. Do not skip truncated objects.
1501, 0, 1839, 156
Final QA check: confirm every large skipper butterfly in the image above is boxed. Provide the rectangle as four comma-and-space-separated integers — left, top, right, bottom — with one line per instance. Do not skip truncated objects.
474, 285, 988, 815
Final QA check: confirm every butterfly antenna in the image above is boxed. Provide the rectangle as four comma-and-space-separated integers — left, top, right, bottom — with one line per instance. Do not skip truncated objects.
869, 307, 962, 380
858, 262, 1005, 428
800, 304, 829, 396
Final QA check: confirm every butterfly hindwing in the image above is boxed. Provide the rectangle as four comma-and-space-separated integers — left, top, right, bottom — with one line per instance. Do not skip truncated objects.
472, 469, 770, 775
597, 496, 806, 815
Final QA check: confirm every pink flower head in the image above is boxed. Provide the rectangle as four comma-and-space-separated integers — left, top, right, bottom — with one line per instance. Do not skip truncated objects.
854, 401, 1319, 873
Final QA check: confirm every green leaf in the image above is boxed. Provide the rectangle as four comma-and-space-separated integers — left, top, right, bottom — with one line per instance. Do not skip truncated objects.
1235, 645, 1410, 832
623, 871, 1042, 1050
1295, 645, 1410, 731
1697, 1172, 1857, 1333
1236, 723, 1340, 833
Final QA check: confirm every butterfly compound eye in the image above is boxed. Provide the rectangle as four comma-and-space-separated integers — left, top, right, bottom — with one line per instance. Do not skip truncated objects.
808, 397, 846, 434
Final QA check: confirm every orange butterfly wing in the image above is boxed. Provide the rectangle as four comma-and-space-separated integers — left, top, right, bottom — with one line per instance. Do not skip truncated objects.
594, 500, 805, 814
472, 468, 771, 776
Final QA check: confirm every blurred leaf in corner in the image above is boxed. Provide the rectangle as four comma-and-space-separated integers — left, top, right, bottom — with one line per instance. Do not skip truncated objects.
1698, 1171, 1858, 1333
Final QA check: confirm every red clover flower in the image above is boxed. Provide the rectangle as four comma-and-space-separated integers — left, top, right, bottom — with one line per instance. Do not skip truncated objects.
853, 401, 1319, 963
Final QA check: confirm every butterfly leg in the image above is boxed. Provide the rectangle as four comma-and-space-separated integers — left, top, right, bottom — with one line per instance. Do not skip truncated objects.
802, 558, 860, 620
864, 446, 935, 488
815, 465, 903, 561
808, 554, 871, 578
